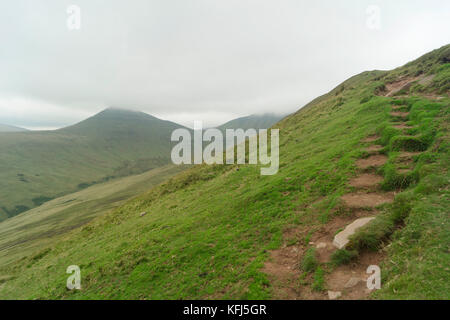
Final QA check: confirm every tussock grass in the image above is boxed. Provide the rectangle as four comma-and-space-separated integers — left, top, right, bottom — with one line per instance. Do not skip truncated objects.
381, 163, 417, 191
312, 267, 325, 292
390, 136, 429, 152
330, 249, 358, 266
301, 248, 318, 273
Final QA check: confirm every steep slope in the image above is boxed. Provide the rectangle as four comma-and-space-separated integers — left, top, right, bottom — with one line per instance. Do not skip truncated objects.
0, 124, 28, 132
217, 113, 286, 131
0, 44, 448, 299
0, 108, 188, 221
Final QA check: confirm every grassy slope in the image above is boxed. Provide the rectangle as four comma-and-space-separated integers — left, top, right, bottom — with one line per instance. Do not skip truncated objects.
0, 164, 185, 267
372, 102, 450, 299
0, 109, 186, 221
0, 45, 448, 299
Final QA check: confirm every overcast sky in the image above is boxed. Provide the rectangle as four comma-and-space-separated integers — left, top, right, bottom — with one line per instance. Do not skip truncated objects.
0, 0, 449, 129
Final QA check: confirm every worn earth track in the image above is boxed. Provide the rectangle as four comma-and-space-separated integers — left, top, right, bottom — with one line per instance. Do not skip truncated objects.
263, 104, 423, 299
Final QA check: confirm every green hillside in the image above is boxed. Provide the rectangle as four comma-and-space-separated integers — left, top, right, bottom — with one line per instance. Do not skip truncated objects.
0, 45, 448, 299
0, 124, 28, 132
0, 108, 187, 221
0, 164, 185, 267
217, 113, 286, 131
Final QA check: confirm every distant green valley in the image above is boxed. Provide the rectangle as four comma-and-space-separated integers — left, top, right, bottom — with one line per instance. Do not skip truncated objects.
0, 108, 186, 221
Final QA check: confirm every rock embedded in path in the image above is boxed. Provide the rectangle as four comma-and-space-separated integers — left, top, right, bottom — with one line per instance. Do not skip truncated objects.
328, 291, 342, 300
316, 242, 327, 249
392, 123, 413, 129
333, 217, 375, 249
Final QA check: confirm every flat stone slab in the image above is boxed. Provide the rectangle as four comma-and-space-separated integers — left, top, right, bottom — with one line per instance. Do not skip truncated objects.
333, 217, 375, 249
328, 291, 342, 300
316, 242, 327, 249
344, 277, 363, 288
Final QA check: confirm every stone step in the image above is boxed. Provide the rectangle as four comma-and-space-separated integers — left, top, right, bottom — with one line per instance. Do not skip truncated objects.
392, 123, 413, 129
341, 192, 394, 208
333, 217, 375, 249
390, 111, 409, 118
362, 135, 379, 143
365, 145, 383, 153
349, 173, 383, 188
391, 105, 407, 110
397, 151, 421, 160
356, 154, 388, 169
328, 290, 342, 300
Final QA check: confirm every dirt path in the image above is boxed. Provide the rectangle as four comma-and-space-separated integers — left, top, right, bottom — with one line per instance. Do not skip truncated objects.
263, 133, 390, 299
392, 123, 413, 129
349, 174, 383, 188
263, 103, 423, 300
365, 145, 383, 153
356, 155, 388, 169
323, 133, 392, 299
390, 111, 410, 118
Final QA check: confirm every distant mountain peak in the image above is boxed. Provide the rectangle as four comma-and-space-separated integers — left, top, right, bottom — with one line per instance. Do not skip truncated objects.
59, 107, 186, 135
69, 108, 160, 125
96, 107, 147, 116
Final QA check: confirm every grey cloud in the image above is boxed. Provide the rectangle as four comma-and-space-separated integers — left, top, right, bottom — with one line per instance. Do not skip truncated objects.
0, 0, 449, 128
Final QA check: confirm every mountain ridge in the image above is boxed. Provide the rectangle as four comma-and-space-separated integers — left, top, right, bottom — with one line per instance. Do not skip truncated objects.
0, 108, 291, 220
0, 108, 187, 220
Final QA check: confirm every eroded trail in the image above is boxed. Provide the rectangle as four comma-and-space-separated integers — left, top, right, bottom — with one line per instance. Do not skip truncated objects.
263, 103, 424, 299
322, 132, 391, 299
